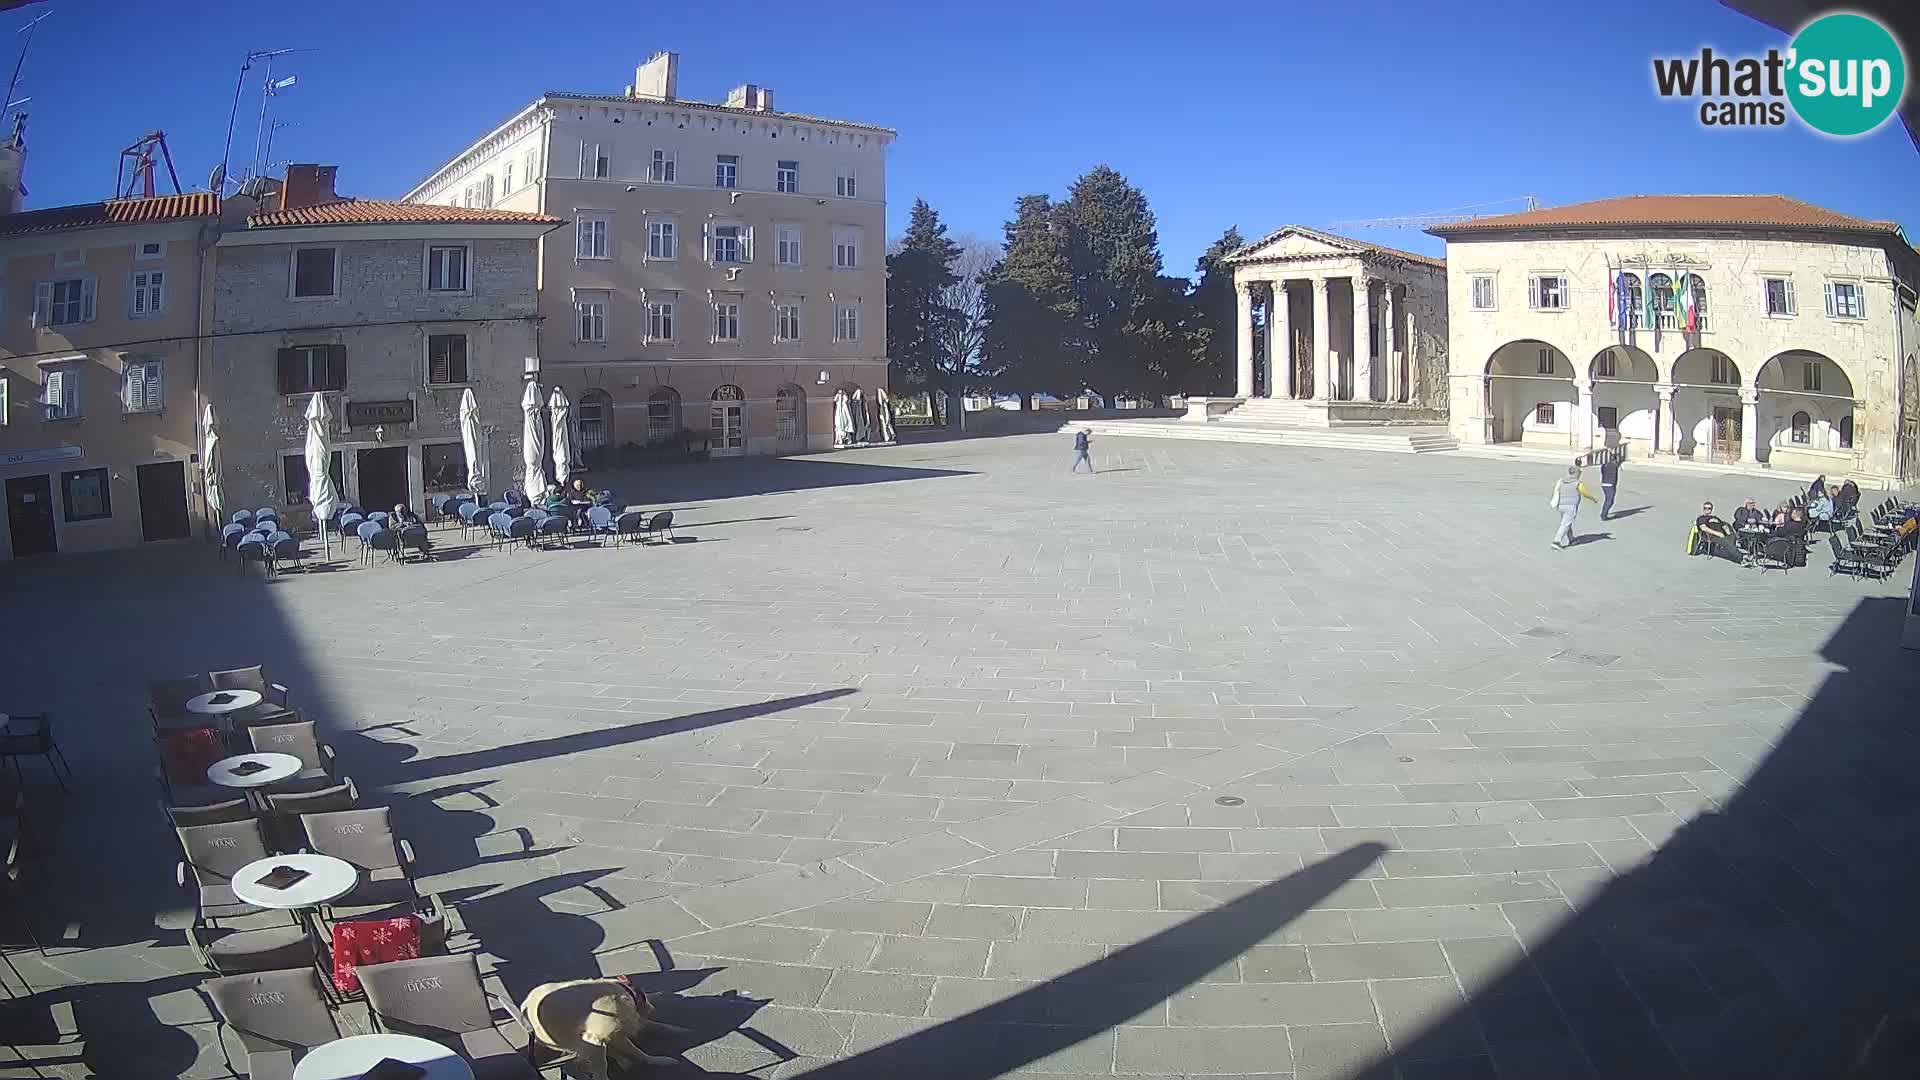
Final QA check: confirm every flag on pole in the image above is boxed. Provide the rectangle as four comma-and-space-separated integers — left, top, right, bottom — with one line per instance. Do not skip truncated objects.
1643, 267, 1658, 340
1676, 271, 1696, 333
1607, 263, 1617, 330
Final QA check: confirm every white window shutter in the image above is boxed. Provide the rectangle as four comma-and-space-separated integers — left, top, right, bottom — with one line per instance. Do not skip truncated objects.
1855, 286, 1866, 320
82, 278, 96, 321
44, 369, 63, 415
741, 226, 753, 263
703, 222, 712, 261
32, 282, 51, 326
1823, 282, 1835, 317
1784, 279, 1796, 315
144, 363, 163, 411
132, 275, 147, 316
124, 363, 144, 411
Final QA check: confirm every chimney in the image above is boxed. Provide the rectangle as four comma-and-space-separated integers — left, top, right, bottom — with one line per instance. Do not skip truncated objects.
0, 113, 27, 215
630, 52, 678, 101
281, 164, 339, 210
724, 84, 775, 112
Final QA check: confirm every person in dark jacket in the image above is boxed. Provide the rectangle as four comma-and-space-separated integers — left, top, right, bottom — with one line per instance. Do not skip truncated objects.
1598, 453, 1621, 520
1071, 429, 1095, 474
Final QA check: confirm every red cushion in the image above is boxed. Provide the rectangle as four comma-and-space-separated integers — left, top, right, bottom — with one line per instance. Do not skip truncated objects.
162, 728, 225, 785
331, 915, 424, 993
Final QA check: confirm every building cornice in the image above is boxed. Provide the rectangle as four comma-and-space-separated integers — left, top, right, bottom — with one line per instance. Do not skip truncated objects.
403, 102, 553, 205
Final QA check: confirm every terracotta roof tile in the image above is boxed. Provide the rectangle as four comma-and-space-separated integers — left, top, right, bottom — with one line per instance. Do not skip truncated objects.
1427, 194, 1902, 237
247, 199, 563, 228
0, 192, 219, 238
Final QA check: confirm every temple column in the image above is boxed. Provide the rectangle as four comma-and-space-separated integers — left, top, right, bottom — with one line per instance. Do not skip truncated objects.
1654, 383, 1676, 457
1270, 282, 1293, 398
1352, 274, 1374, 403
1574, 378, 1595, 453
1312, 278, 1334, 401
1382, 285, 1400, 402
1234, 280, 1254, 398
1740, 388, 1759, 462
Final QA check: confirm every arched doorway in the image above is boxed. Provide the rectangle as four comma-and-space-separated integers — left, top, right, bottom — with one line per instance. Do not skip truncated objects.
577, 388, 612, 469
1484, 340, 1575, 446
1669, 348, 1741, 461
710, 384, 747, 457
645, 386, 681, 446
1755, 351, 1855, 465
1903, 352, 1920, 484
1587, 345, 1656, 455
775, 384, 808, 453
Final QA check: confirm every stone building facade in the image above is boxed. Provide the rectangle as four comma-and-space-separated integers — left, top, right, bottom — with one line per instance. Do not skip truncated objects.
401, 52, 894, 458
207, 167, 561, 523
1224, 227, 1448, 425
1432, 195, 1920, 485
0, 192, 219, 559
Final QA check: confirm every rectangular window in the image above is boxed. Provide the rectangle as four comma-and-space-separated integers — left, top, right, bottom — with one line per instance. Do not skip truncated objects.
426, 245, 468, 291
277, 344, 345, 395
647, 299, 676, 342
502, 160, 515, 192
427, 333, 470, 384
129, 269, 165, 317
581, 142, 609, 178
1593, 352, 1616, 378
136, 240, 165, 260
477, 175, 495, 207
123, 359, 163, 413
523, 148, 538, 185
1528, 274, 1567, 310
712, 225, 744, 264
1763, 276, 1796, 316
1792, 411, 1811, 443
1469, 274, 1495, 310
61, 467, 111, 522
776, 160, 798, 193
649, 149, 676, 183
1825, 281, 1864, 319
713, 301, 741, 342
576, 213, 609, 259
575, 290, 608, 342
648, 219, 677, 260
836, 303, 860, 342
291, 248, 337, 298
715, 154, 738, 189
775, 303, 801, 341
835, 167, 858, 198
43, 366, 80, 419
422, 443, 466, 491
834, 227, 860, 270
1536, 348, 1555, 376
283, 450, 344, 504
1711, 355, 1735, 385
34, 277, 96, 326
1803, 361, 1822, 393
776, 224, 802, 266
1534, 402, 1555, 425
1597, 406, 1618, 431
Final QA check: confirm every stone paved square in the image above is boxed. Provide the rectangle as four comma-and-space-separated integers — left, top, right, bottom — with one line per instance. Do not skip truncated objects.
4, 433, 1918, 1079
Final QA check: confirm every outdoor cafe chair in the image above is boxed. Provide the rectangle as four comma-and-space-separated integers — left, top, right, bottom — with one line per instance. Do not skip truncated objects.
237, 539, 270, 577
536, 514, 570, 548
300, 808, 420, 915
166, 798, 255, 830
367, 511, 390, 527
229, 510, 255, 528
586, 505, 616, 544
271, 535, 304, 572
211, 666, 292, 710
246, 720, 337, 785
220, 523, 246, 558
643, 510, 675, 543
263, 779, 359, 851
357, 952, 539, 1079
177, 818, 275, 924
459, 500, 489, 539
154, 730, 229, 807
149, 675, 212, 730
506, 516, 537, 550
613, 510, 645, 546
487, 512, 514, 550
205, 967, 343, 1080
396, 523, 431, 562
0, 715, 71, 794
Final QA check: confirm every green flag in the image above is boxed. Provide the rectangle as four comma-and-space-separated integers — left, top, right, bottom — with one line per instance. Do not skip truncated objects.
1643, 269, 1657, 331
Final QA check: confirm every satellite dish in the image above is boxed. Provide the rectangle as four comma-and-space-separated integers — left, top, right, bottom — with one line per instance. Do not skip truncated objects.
208, 163, 226, 191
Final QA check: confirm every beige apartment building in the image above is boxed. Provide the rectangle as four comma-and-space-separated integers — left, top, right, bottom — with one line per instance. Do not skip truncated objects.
0, 183, 220, 559
403, 52, 894, 458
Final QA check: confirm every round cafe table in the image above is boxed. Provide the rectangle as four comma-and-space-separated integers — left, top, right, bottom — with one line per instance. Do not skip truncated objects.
206, 752, 303, 791
186, 689, 263, 716
231, 853, 359, 912
293, 1032, 474, 1080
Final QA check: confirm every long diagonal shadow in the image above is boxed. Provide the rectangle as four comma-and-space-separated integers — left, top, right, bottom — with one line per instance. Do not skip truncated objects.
388, 689, 857, 785
796, 844, 1386, 1079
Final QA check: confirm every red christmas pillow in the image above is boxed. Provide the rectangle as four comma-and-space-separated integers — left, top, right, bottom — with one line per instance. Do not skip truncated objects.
162, 727, 225, 785
331, 915, 424, 993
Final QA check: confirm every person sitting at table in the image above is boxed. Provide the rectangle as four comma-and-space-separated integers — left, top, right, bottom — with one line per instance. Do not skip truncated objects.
569, 478, 595, 504
1732, 499, 1766, 531
390, 503, 421, 529
1775, 506, 1810, 539
540, 487, 570, 513
1693, 502, 1737, 560
1808, 491, 1834, 525
1835, 479, 1861, 519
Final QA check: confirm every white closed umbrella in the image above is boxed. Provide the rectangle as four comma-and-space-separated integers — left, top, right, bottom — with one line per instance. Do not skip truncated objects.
304, 392, 340, 561
202, 403, 224, 531
833, 391, 854, 447
521, 380, 549, 500
459, 388, 489, 501
549, 387, 576, 493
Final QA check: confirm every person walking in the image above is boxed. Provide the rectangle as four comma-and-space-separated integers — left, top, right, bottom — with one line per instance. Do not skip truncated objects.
1549, 465, 1596, 549
1070, 429, 1095, 474
1598, 451, 1621, 521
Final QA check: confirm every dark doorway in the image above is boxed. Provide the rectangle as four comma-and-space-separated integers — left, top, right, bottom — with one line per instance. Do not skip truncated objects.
136, 461, 191, 541
5, 474, 57, 557
356, 447, 409, 512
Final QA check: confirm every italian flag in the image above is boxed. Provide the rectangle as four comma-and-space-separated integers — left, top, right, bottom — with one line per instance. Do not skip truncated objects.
1675, 272, 1696, 332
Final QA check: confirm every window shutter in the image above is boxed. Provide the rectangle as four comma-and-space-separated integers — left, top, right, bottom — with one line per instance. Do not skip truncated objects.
44, 369, 63, 416
1823, 282, 1835, 317
1855, 286, 1866, 320
1784, 279, 1796, 315
81, 278, 96, 322
144, 363, 163, 411
277, 348, 298, 393
702, 222, 712, 261
124, 363, 144, 411
741, 226, 753, 263
429, 338, 448, 384
31, 282, 50, 326
328, 345, 347, 390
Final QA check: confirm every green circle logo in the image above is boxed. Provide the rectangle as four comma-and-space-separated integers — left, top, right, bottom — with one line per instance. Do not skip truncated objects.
1786, 13, 1907, 137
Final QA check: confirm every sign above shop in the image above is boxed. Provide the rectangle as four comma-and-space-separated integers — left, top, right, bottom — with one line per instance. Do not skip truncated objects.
346, 400, 414, 427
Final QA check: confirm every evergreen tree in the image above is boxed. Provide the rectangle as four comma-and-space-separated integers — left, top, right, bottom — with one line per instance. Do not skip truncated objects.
982, 195, 1076, 406
1061, 166, 1163, 397
886, 199, 962, 402
1185, 226, 1246, 395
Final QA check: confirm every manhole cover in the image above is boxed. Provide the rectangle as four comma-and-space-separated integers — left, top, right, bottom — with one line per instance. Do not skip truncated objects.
1214, 796, 1245, 807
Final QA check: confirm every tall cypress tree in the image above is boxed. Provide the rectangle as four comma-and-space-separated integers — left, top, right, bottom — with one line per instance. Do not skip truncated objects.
886, 199, 962, 405
1186, 227, 1246, 395
982, 195, 1075, 406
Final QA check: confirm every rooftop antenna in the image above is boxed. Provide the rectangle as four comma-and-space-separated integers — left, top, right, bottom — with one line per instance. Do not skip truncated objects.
217, 47, 307, 193
251, 65, 300, 182
116, 131, 182, 198
2, 11, 49, 124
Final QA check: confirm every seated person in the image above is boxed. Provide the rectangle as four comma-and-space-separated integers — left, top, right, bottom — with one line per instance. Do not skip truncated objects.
389, 502, 421, 529
1693, 502, 1738, 560
1835, 479, 1861, 518
540, 487, 570, 513
568, 478, 595, 504
1775, 507, 1810, 538
1808, 492, 1834, 523
1732, 499, 1766, 530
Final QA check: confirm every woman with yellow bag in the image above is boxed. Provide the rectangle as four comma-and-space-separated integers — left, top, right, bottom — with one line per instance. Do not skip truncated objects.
1549, 464, 1598, 550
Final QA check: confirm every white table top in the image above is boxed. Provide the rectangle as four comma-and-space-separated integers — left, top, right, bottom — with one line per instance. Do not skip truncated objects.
206, 752, 303, 790
231, 854, 359, 910
187, 689, 263, 715
293, 1033, 473, 1080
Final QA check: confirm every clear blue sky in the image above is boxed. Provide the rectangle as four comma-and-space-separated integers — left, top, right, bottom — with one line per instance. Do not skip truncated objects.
10, 0, 1915, 272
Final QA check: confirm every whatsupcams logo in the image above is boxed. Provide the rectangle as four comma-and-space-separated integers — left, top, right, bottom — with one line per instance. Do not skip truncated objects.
1652, 12, 1907, 136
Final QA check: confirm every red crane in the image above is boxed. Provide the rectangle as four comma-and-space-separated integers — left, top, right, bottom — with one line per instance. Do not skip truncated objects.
115, 130, 182, 199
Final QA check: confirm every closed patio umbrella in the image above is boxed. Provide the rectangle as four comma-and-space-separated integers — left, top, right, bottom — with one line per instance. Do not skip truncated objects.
549, 386, 576, 492
833, 391, 854, 447
304, 392, 340, 561
202, 403, 224, 532
459, 388, 489, 501
521, 380, 549, 500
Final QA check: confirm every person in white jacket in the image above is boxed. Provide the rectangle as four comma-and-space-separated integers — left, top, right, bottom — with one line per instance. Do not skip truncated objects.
1550, 465, 1597, 549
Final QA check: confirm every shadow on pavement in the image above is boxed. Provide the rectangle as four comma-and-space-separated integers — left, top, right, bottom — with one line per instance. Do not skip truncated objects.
594, 456, 972, 504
